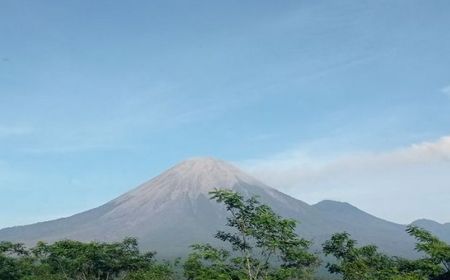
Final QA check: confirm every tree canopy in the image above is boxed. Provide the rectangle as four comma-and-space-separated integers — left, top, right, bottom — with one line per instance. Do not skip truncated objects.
322, 226, 450, 280
0, 238, 173, 280
184, 189, 319, 280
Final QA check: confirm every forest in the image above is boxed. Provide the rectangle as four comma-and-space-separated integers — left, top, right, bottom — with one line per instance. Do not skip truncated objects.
1, 189, 449, 280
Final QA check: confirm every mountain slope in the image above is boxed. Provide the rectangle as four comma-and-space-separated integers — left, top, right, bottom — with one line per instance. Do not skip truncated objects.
411, 219, 450, 243
312, 200, 418, 257
0, 158, 316, 256
0, 158, 442, 258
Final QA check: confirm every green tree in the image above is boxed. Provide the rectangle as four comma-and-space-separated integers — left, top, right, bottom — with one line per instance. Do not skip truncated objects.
184, 244, 242, 280
124, 262, 175, 280
322, 232, 427, 280
31, 237, 159, 280
184, 189, 319, 280
0, 241, 31, 280
407, 225, 450, 280
0, 238, 176, 280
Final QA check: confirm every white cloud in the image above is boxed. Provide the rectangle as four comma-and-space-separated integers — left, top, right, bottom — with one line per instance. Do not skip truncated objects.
239, 136, 450, 224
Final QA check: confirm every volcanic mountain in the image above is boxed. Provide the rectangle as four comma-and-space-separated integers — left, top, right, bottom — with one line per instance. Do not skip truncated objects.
0, 158, 446, 257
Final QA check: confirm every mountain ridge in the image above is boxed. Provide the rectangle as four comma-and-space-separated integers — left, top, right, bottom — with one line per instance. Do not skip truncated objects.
0, 157, 447, 258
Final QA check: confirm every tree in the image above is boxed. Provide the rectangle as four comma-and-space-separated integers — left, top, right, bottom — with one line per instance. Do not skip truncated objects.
0, 241, 31, 280
30, 237, 160, 280
184, 189, 319, 280
322, 232, 427, 280
184, 244, 242, 280
124, 262, 175, 280
407, 225, 450, 280
0, 238, 175, 280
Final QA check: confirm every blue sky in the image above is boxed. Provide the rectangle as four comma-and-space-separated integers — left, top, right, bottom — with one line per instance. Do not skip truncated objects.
1, 0, 450, 228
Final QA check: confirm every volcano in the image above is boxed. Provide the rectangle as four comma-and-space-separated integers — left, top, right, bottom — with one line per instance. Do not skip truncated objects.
0, 157, 446, 257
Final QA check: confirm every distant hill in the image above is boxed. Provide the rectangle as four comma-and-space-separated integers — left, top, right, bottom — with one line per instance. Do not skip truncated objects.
411, 219, 450, 242
0, 158, 447, 258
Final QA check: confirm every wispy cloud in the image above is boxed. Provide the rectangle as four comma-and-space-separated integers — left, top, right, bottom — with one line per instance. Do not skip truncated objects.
239, 136, 450, 224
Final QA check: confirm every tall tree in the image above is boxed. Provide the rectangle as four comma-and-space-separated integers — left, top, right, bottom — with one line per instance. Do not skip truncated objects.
322, 232, 428, 280
184, 189, 319, 280
407, 225, 450, 280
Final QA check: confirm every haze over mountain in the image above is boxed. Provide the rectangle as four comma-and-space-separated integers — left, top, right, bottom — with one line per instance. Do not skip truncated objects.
0, 158, 448, 258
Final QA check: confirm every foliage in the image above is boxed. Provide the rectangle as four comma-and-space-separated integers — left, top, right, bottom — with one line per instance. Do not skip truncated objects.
183, 243, 242, 280
0, 241, 33, 280
124, 262, 176, 280
407, 225, 450, 279
32, 237, 156, 279
323, 227, 450, 280
184, 189, 319, 280
322, 232, 427, 280
0, 238, 169, 280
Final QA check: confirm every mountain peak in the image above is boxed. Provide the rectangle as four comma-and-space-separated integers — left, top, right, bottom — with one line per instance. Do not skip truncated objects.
111, 157, 265, 208
168, 157, 261, 187
313, 200, 356, 210
174, 157, 236, 172
178, 156, 224, 164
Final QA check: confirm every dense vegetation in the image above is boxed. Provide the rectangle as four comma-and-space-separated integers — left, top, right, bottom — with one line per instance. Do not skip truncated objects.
1, 189, 449, 280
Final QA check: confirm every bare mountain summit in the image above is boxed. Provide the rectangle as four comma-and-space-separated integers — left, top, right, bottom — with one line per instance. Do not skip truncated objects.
114, 157, 268, 205
0, 157, 445, 258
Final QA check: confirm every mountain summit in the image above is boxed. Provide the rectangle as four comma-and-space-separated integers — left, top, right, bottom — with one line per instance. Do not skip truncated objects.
0, 157, 445, 258
114, 157, 266, 204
